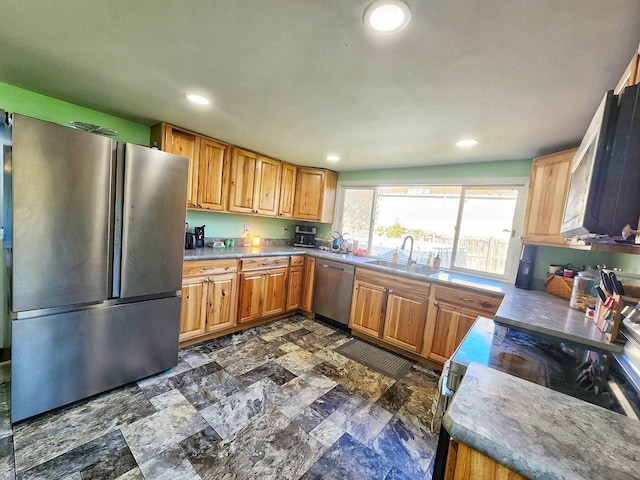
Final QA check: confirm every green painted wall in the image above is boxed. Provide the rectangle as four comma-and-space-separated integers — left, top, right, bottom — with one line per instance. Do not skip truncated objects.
0, 82, 149, 144
338, 159, 533, 182
186, 211, 298, 240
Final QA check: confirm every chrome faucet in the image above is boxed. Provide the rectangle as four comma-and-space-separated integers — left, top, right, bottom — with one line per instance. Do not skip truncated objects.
401, 235, 415, 266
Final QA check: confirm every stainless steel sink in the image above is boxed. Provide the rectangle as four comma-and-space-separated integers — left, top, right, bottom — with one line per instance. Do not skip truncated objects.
364, 258, 437, 275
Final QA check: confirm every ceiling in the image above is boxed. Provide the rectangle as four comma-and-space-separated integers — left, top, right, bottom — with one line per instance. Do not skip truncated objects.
1, 1, 640, 171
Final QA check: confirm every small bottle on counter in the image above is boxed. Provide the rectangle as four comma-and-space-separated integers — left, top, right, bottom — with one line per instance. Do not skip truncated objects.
433, 252, 441, 269
392, 248, 399, 263
427, 252, 434, 268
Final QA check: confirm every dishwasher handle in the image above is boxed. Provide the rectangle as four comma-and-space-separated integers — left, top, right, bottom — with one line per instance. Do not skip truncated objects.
319, 263, 345, 271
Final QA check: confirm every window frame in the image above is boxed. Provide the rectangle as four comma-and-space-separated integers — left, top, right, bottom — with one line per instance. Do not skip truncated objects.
334, 177, 528, 283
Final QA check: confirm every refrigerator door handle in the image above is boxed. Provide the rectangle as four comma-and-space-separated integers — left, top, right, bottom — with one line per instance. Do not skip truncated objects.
110, 143, 125, 298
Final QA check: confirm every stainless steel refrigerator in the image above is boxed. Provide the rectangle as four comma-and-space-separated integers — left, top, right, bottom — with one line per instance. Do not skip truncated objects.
4, 114, 189, 422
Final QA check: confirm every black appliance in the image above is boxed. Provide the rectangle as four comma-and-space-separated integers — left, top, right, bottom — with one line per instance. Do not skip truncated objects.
194, 225, 205, 248
185, 231, 196, 249
293, 225, 316, 247
514, 244, 536, 289
431, 317, 640, 479
561, 85, 640, 238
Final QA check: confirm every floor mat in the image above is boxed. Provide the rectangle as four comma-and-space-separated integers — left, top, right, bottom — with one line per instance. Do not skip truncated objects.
334, 339, 415, 380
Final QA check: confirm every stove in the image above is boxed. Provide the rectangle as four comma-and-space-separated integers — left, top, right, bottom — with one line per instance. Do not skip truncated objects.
431, 316, 640, 479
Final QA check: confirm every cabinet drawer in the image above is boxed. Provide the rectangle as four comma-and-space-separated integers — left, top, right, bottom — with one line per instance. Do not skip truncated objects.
434, 285, 502, 315
183, 259, 238, 277
289, 255, 305, 267
240, 256, 290, 271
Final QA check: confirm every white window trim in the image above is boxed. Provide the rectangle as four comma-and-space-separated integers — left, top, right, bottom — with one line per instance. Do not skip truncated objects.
334, 177, 529, 284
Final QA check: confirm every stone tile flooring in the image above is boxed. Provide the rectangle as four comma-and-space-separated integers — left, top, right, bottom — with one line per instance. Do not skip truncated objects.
0, 314, 442, 479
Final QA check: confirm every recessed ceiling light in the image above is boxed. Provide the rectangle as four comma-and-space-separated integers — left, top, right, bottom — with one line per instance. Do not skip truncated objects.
456, 139, 479, 148
326, 155, 340, 162
185, 93, 210, 105
364, 0, 411, 34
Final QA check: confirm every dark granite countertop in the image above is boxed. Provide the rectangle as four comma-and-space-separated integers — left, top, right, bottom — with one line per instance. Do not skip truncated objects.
183, 246, 621, 352
444, 362, 640, 480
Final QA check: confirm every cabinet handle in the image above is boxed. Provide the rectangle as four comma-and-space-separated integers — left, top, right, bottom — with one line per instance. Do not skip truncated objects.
480, 301, 494, 309
459, 296, 474, 303
221, 290, 226, 297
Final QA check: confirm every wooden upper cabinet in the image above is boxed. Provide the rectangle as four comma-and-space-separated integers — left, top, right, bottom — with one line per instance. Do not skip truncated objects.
254, 156, 281, 216
151, 124, 200, 207
197, 138, 230, 211
293, 167, 338, 223
228, 148, 258, 214
615, 43, 640, 95
521, 147, 577, 246
228, 148, 281, 216
151, 123, 229, 210
278, 162, 297, 218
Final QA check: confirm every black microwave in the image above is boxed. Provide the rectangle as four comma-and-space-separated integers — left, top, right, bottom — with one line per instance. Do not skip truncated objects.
561, 84, 640, 239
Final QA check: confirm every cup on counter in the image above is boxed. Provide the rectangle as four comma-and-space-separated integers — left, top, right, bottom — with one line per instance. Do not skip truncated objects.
548, 265, 562, 274
224, 239, 234, 247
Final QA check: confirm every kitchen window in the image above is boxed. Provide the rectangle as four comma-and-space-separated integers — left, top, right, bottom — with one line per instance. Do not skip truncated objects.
337, 184, 526, 280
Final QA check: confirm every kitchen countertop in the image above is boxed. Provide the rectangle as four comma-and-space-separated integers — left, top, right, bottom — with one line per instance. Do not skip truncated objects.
183, 246, 621, 352
443, 362, 640, 480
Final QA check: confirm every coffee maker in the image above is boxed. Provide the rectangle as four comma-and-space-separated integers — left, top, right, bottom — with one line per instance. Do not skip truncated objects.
293, 225, 316, 247
194, 225, 205, 248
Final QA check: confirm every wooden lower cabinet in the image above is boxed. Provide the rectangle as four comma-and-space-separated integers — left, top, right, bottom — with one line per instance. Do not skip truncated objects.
286, 257, 305, 311
179, 259, 238, 342
383, 290, 429, 353
180, 276, 207, 341
424, 302, 478, 363
238, 256, 290, 323
350, 280, 387, 337
301, 256, 316, 312
446, 441, 526, 480
349, 268, 431, 353
423, 285, 502, 363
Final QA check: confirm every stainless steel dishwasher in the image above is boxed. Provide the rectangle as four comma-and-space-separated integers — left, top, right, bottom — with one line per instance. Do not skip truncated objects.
312, 258, 355, 327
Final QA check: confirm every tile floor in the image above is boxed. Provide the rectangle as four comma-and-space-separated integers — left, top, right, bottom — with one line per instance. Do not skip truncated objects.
0, 314, 442, 479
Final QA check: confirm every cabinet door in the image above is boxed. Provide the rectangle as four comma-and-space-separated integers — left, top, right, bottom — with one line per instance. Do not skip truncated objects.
205, 272, 238, 333
286, 265, 304, 311
263, 268, 288, 317
228, 148, 258, 214
383, 290, 429, 353
293, 167, 326, 221
254, 156, 281, 216
349, 280, 386, 338
447, 441, 527, 480
521, 148, 576, 246
301, 256, 316, 312
164, 126, 200, 208
238, 272, 265, 323
179, 277, 207, 341
197, 138, 229, 211
278, 162, 297, 218
425, 302, 478, 363
614, 47, 640, 95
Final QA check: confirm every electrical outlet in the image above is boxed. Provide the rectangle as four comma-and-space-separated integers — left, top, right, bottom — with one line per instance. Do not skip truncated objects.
244, 224, 250, 233
283, 227, 289, 236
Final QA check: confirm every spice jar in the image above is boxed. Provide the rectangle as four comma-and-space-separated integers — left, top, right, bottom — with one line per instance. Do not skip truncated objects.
570, 270, 599, 312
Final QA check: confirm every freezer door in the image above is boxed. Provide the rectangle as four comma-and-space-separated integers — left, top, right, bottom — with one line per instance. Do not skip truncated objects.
118, 144, 188, 298
10, 115, 113, 312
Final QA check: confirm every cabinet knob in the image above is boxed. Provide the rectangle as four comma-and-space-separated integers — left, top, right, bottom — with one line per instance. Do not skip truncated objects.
221, 290, 226, 297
